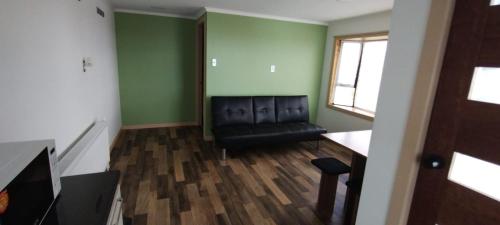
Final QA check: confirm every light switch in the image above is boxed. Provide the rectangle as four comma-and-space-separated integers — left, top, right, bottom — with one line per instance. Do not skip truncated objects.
212, 58, 217, 67
270, 65, 276, 73
82, 57, 92, 72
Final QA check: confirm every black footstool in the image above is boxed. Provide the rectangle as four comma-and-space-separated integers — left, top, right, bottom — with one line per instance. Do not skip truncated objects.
311, 157, 351, 221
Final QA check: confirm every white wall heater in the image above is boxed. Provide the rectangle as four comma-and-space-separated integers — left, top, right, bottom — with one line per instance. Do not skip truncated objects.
58, 121, 110, 177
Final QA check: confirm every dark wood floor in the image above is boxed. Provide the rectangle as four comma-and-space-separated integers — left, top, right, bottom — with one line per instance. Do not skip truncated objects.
110, 127, 352, 225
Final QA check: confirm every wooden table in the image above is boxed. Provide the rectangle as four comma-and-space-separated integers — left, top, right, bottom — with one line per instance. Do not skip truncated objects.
321, 130, 372, 225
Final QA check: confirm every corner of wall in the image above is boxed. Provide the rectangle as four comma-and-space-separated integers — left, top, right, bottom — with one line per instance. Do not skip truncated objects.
384, 0, 455, 224
355, 0, 444, 224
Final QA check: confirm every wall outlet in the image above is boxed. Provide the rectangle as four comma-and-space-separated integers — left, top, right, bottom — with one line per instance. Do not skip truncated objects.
212, 58, 217, 67
270, 65, 276, 73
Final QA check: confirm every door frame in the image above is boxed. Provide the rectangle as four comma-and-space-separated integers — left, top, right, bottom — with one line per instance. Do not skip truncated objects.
383, 0, 456, 224
195, 15, 207, 127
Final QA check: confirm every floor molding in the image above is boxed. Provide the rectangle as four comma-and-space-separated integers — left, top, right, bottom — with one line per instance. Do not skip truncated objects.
203, 135, 213, 141
122, 122, 198, 130
110, 129, 123, 151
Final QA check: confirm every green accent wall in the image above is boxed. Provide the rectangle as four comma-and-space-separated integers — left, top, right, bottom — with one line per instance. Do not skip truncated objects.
115, 12, 196, 126
204, 13, 327, 136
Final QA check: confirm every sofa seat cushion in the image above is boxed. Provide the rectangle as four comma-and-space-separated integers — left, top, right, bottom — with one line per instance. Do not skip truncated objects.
212, 125, 283, 148
213, 123, 327, 149
279, 123, 327, 136
212, 125, 254, 139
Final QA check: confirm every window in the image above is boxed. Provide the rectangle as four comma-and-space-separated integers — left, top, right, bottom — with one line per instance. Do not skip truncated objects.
468, 67, 500, 105
327, 32, 389, 119
448, 152, 500, 201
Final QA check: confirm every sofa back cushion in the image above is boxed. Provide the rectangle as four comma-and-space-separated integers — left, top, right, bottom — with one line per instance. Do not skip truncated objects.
212, 97, 254, 127
275, 96, 309, 123
253, 96, 276, 124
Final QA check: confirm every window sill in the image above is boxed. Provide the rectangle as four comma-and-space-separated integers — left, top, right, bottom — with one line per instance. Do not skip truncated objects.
327, 105, 375, 121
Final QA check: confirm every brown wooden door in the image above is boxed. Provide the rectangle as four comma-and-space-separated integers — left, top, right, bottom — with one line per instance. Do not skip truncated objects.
408, 0, 500, 224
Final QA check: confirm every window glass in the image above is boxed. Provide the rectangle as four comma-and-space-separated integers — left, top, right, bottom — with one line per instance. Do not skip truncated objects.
336, 41, 361, 86
333, 86, 355, 106
491, 0, 500, 6
448, 152, 500, 201
354, 41, 388, 112
328, 33, 388, 117
468, 67, 500, 105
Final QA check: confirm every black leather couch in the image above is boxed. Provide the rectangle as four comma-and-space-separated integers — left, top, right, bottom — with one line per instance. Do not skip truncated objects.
211, 96, 327, 159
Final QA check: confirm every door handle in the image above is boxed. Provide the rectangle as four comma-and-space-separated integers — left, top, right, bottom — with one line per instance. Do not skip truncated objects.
422, 154, 446, 169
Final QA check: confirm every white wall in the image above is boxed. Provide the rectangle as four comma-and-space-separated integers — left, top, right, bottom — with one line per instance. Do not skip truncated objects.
356, 0, 435, 224
0, 0, 121, 154
315, 11, 391, 132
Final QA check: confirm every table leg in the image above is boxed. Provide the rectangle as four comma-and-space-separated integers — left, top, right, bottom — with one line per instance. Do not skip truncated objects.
343, 154, 367, 225
316, 172, 339, 221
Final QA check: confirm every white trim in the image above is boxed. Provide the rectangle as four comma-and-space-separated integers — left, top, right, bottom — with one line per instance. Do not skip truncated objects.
204, 7, 328, 25
326, 10, 392, 24
194, 8, 207, 19
114, 7, 327, 25
114, 9, 197, 20
122, 122, 198, 130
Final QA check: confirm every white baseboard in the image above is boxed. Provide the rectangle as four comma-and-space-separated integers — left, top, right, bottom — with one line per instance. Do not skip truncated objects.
122, 121, 198, 130
110, 129, 123, 151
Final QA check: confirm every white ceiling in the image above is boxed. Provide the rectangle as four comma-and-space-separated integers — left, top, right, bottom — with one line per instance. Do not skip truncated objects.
111, 0, 394, 24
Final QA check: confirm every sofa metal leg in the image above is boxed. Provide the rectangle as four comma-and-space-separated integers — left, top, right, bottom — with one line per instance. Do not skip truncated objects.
222, 148, 227, 160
